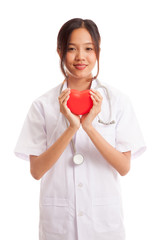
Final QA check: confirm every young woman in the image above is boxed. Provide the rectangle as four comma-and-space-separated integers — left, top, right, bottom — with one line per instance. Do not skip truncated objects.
15, 18, 146, 240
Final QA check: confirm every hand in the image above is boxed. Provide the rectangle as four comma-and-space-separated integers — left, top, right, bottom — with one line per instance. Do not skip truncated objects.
81, 89, 103, 130
58, 88, 81, 130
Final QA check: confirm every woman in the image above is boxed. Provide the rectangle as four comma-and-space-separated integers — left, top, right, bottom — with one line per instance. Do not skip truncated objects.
15, 18, 146, 240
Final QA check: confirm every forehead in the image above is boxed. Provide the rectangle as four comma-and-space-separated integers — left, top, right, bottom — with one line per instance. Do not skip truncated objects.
69, 28, 93, 44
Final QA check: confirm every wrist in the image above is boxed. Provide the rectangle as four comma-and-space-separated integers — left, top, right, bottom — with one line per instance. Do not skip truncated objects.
82, 123, 93, 133
68, 124, 79, 132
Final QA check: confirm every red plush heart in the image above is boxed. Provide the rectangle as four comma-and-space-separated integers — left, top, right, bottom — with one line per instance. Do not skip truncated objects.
67, 89, 93, 115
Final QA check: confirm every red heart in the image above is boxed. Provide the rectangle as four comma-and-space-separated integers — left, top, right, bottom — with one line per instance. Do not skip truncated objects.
67, 89, 93, 115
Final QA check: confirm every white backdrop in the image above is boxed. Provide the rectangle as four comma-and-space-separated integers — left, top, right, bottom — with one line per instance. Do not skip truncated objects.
0, 0, 160, 239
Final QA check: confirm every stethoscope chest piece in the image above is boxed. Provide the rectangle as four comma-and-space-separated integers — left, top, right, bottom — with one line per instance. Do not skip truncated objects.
73, 154, 84, 165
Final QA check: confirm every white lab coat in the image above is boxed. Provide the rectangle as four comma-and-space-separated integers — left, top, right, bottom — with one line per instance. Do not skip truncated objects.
14, 79, 146, 240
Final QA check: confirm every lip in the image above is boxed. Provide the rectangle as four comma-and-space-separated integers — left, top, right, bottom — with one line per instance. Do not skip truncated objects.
74, 64, 87, 70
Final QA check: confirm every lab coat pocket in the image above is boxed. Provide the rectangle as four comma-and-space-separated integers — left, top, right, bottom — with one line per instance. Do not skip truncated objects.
92, 197, 123, 233
40, 198, 68, 234
96, 122, 116, 146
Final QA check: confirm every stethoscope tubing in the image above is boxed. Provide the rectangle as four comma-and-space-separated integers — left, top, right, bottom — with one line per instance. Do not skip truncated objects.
59, 79, 115, 164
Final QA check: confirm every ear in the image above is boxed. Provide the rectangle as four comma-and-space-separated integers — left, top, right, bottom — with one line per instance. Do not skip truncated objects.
57, 49, 62, 59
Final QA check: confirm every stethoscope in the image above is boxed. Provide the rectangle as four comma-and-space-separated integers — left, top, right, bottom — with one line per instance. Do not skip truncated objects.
59, 79, 115, 165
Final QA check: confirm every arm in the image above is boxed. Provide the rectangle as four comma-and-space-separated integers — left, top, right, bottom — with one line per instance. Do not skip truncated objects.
83, 126, 131, 176
81, 89, 131, 176
30, 88, 80, 180
30, 126, 78, 180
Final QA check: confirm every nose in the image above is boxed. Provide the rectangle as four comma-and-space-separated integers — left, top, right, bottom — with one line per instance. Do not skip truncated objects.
75, 49, 85, 61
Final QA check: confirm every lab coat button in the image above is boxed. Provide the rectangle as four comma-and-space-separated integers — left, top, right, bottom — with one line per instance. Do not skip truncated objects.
78, 211, 84, 216
78, 183, 83, 187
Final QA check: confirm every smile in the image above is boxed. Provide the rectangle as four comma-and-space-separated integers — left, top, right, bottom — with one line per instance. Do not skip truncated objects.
74, 64, 87, 70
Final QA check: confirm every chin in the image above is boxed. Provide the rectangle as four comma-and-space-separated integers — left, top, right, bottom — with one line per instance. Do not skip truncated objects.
69, 72, 93, 80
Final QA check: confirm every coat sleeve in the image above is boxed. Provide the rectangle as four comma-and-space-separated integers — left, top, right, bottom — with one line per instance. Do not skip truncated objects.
14, 100, 47, 161
115, 95, 146, 159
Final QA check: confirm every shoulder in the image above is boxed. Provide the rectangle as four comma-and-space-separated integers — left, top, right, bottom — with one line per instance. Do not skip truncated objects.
100, 81, 131, 107
31, 83, 62, 110
35, 83, 61, 104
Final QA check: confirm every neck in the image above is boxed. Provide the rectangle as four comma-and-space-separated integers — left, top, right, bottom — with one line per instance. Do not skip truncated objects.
67, 76, 93, 91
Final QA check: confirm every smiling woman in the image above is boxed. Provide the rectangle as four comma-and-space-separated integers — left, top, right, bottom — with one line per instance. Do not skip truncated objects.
62, 28, 97, 87
57, 18, 101, 85
14, 18, 146, 240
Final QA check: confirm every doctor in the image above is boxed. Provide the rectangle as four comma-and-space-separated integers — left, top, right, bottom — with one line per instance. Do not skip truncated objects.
15, 18, 146, 240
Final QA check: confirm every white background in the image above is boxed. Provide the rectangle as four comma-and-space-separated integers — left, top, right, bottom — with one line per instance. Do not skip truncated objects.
0, 0, 160, 239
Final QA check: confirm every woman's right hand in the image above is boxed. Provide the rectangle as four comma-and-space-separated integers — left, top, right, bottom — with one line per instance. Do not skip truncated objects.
58, 88, 81, 130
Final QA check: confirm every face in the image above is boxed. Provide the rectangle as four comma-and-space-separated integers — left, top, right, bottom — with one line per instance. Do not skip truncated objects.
64, 28, 97, 81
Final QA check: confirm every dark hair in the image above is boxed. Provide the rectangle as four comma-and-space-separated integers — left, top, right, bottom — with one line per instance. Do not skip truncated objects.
57, 18, 101, 79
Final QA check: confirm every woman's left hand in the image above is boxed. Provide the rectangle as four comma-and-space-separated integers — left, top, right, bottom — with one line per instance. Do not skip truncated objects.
81, 89, 103, 130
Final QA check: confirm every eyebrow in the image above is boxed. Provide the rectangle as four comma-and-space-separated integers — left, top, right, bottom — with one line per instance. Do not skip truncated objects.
68, 42, 94, 46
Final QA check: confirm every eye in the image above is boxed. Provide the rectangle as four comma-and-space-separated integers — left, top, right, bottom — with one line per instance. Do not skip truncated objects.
86, 47, 94, 51
67, 47, 76, 51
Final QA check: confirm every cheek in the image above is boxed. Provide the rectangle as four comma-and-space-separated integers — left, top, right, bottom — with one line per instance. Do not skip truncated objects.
88, 54, 97, 66
65, 53, 74, 65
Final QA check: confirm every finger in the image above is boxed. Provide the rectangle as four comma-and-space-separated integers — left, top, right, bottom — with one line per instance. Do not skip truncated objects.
58, 88, 70, 100
59, 89, 70, 104
90, 91, 102, 102
90, 94, 99, 105
59, 94, 68, 105
58, 88, 70, 101
90, 89, 103, 100
60, 94, 70, 106
63, 94, 70, 105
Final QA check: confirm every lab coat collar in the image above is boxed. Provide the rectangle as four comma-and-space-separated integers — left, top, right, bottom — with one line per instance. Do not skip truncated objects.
91, 78, 98, 89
